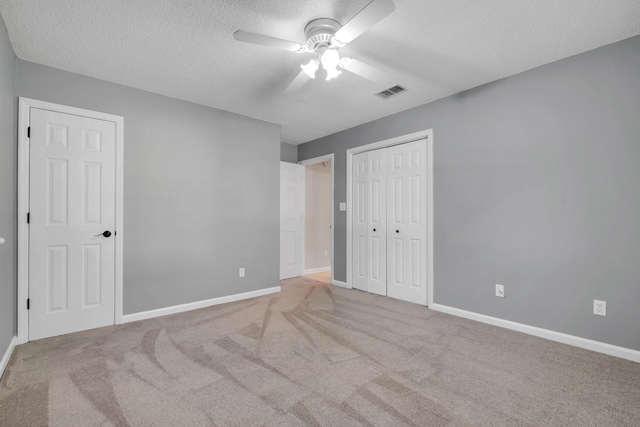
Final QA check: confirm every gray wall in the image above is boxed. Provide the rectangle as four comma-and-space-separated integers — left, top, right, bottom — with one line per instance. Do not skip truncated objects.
298, 35, 640, 351
0, 16, 16, 361
16, 60, 281, 315
280, 142, 297, 163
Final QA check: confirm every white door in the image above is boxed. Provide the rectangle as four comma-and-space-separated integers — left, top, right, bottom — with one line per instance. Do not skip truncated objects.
29, 108, 116, 340
352, 152, 368, 291
352, 150, 387, 296
280, 162, 304, 279
366, 149, 387, 295
386, 140, 428, 304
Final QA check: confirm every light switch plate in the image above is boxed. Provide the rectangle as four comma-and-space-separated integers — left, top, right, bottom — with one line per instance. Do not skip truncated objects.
339, 202, 346, 211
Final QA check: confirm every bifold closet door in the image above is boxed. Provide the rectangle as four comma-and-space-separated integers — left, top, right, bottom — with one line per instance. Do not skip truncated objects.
386, 140, 427, 304
352, 149, 387, 295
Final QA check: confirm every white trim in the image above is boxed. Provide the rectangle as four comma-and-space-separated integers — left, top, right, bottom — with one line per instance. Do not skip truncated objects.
430, 303, 640, 363
331, 280, 348, 289
0, 336, 17, 379
345, 129, 434, 306
427, 136, 434, 308
17, 97, 125, 344
122, 286, 282, 323
304, 266, 331, 275
298, 154, 335, 285
301, 166, 306, 277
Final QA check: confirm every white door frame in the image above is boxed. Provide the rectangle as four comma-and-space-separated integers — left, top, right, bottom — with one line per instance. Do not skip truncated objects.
346, 129, 433, 306
17, 97, 125, 344
298, 154, 335, 284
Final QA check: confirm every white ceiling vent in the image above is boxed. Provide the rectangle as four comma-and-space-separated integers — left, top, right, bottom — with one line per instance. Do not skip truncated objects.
375, 85, 407, 99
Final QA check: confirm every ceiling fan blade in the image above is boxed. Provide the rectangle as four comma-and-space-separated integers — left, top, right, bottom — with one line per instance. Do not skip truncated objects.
283, 69, 312, 94
233, 30, 304, 52
341, 58, 391, 84
333, 0, 395, 45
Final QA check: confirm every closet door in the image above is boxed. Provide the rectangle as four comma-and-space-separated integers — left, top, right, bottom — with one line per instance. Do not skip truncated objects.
366, 149, 387, 295
352, 149, 387, 295
352, 152, 369, 291
386, 140, 427, 304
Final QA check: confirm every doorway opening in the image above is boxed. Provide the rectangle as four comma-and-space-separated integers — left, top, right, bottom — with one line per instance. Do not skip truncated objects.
299, 154, 334, 284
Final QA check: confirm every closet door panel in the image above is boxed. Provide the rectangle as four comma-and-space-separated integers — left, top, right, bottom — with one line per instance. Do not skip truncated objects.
386, 140, 427, 304
386, 148, 406, 291
352, 152, 369, 291
367, 149, 387, 296
405, 141, 427, 304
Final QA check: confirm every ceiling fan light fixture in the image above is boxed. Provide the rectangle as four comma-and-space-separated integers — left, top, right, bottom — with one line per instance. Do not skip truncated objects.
339, 57, 352, 69
325, 67, 342, 81
320, 48, 342, 81
329, 36, 346, 48
233, 0, 397, 93
301, 59, 320, 79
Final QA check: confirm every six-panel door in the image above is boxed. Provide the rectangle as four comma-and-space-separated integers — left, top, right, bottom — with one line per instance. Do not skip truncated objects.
29, 108, 116, 340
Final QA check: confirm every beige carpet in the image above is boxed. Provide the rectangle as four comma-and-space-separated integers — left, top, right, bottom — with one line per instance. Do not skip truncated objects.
2, 275, 640, 426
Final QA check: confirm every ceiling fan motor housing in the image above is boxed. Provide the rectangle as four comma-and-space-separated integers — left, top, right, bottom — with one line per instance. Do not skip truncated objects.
304, 18, 342, 51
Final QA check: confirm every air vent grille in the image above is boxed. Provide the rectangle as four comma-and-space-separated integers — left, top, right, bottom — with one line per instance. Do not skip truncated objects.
375, 85, 407, 99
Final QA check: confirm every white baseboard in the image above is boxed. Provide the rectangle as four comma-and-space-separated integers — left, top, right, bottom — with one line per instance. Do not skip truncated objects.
122, 286, 281, 324
0, 336, 17, 379
331, 280, 349, 289
430, 303, 640, 364
304, 267, 331, 275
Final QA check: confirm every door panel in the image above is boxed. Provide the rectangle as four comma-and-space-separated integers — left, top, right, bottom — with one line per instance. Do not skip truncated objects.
386, 140, 427, 304
392, 237, 403, 285
352, 152, 368, 291
83, 244, 102, 307
47, 246, 68, 312
366, 149, 386, 296
280, 162, 304, 279
84, 162, 102, 224
353, 149, 387, 295
29, 108, 116, 340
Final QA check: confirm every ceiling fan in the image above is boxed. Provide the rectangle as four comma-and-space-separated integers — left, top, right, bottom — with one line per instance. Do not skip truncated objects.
233, 0, 396, 93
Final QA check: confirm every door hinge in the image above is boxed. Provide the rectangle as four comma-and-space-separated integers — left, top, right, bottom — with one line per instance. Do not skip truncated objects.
27, 298, 30, 310
27, 212, 30, 224
27, 127, 30, 138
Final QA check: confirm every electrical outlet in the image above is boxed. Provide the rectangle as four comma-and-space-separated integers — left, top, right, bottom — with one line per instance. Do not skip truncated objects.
239, 268, 245, 278
495, 284, 504, 298
593, 300, 606, 316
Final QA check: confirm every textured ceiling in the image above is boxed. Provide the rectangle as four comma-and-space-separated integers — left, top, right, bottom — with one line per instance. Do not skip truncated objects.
2, 0, 640, 144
